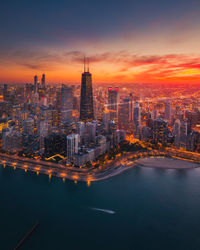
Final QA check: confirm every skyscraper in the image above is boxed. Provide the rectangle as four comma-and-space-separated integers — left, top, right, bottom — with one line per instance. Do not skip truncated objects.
80, 59, 94, 122
3, 84, 9, 102
41, 74, 45, 89
129, 93, 133, 122
34, 75, 38, 92
153, 118, 168, 145
61, 84, 73, 123
102, 110, 110, 133
133, 101, 141, 138
67, 134, 79, 157
174, 119, 181, 148
118, 98, 130, 130
108, 87, 119, 121
165, 100, 171, 122
180, 121, 187, 149
133, 101, 141, 128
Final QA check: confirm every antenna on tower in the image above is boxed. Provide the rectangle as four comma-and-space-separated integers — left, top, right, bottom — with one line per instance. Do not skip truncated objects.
84, 56, 86, 72
87, 57, 90, 72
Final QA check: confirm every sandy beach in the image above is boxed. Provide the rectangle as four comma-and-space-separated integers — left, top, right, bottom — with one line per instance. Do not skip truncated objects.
135, 157, 200, 169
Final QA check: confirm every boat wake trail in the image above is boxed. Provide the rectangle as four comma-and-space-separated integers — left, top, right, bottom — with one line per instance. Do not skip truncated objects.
90, 207, 116, 214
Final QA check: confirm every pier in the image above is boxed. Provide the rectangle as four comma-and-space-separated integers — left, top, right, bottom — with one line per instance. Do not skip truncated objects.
14, 221, 39, 250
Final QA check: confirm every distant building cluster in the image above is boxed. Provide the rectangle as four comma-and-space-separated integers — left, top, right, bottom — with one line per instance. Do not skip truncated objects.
0, 66, 126, 166
1, 64, 200, 166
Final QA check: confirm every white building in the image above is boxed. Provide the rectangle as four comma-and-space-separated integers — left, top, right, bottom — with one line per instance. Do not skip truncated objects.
67, 134, 79, 157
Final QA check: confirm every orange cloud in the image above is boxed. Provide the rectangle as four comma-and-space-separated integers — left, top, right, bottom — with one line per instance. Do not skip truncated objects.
0, 49, 200, 84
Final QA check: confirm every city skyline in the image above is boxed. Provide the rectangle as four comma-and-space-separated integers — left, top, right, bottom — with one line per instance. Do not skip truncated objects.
2, 1, 200, 250
1, 0, 200, 84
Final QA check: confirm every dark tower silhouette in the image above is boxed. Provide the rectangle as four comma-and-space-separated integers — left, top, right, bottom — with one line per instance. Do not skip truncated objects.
34, 75, 38, 92
80, 57, 94, 122
41, 74, 45, 89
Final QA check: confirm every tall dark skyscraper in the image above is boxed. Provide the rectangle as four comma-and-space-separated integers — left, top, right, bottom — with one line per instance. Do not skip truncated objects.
41, 74, 45, 89
80, 59, 94, 122
3, 84, 9, 101
34, 75, 38, 92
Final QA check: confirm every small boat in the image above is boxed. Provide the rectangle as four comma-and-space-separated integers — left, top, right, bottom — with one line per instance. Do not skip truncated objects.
90, 207, 115, 214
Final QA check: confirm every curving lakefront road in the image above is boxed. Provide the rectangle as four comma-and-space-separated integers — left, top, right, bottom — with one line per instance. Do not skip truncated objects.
0, 147, 200, 183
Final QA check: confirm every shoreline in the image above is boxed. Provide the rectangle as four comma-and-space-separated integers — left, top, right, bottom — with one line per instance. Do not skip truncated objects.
135, 157, 200, 170
1, 152, 200, 183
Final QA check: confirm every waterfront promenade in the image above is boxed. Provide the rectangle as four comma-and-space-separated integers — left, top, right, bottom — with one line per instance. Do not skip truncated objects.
0, 147, 200, 182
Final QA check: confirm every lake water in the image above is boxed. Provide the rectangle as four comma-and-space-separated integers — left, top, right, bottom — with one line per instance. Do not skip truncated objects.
1, 158, 200, 250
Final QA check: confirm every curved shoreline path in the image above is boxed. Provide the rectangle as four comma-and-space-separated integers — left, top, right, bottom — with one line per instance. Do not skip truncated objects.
0, 151, 200, 183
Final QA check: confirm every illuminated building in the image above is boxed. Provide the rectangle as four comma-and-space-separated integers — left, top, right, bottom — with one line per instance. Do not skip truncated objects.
116, 130, 126, 144
133, 101, 141, 128
174, 119, 181, 148
153, 118, 168, 145
66, 134, 79, 158
108, 87, 119, 121
129, 93, 133, 122
180, 121, 187, 149
186, 131, 199, 152
23, 118, 34, 135
85, 120, 97, 144
22, 134, 40, 156
39, 119, 49, 151
96, 135, 107, 154
34, 75, 38, 93
133, 101, 141, 138
0, 118, 10, 133
102, 111, 110, 133
2, 128, 22, 153
93, 95, 97, 120
109, 120, 117, 147
3, 84, 9, 102
165, 100, 171, 122
41, 74, 45, 89
80, 59, 94, 122
141, 126, 152, 141
61, 84, 73, 124
118, 98, 130, 130
44, 133, 66, 157
77, 121, 85, 144
51, 109, 60, 128
151, 109, 157, 120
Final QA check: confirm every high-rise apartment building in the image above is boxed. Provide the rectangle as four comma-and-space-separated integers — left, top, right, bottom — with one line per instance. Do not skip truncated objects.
133, 101, 141, 128
61, 84, 73, 123
67, 134, 79, 157
165, 100, 171, 122
108, 87, 119, 121
118, 98, 130, 130
174, 119, 181, 148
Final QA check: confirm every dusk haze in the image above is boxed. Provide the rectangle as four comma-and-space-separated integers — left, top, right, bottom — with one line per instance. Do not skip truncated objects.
1, 0, 200, 84
1, 1, 200, 250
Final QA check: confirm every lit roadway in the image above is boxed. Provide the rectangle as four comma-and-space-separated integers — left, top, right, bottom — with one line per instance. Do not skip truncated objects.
0, 152, 136, 182
0, 153, 94, 183
0, 147, 199, 183
0, 151, 166, 182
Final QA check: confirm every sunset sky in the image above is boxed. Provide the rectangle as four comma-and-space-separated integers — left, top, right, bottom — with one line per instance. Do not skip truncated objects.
1, 0, 200, 84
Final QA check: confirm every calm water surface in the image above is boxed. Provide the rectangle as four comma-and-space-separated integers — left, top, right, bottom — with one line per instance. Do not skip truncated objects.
1, 158, 200, 250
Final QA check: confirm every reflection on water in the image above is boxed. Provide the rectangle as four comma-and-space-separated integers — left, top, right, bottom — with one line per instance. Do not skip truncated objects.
0, 158, 200, 250
174, 169, 188, 179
